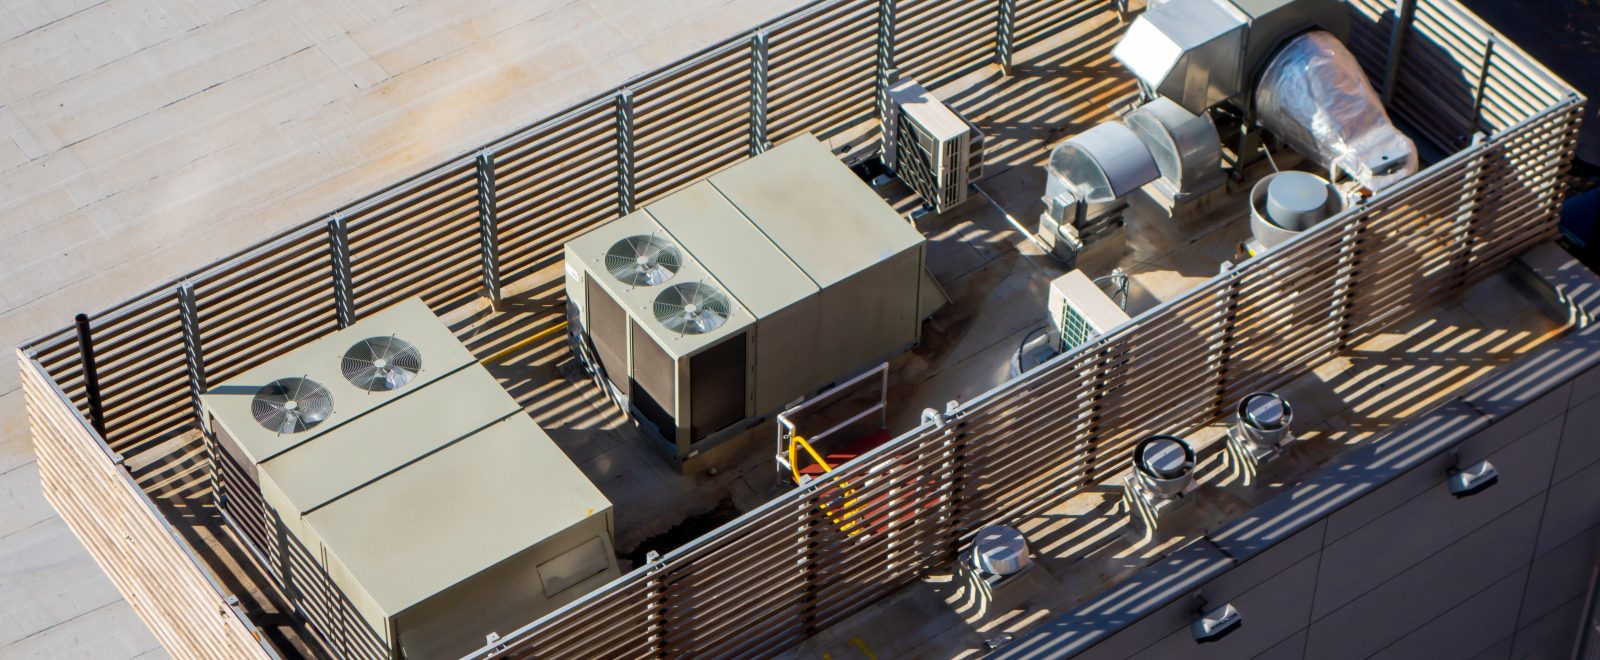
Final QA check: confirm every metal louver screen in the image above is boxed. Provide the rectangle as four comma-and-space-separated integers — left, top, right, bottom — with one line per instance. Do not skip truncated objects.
689, 332, 746, 443
630, 323, 677, 444
586, 275, 629, 393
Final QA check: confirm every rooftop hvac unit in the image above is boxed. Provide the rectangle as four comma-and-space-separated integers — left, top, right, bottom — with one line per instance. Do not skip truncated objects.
1048, 270, 1132, 352
201, 298, 619, 659
885, 80, 985, 214
566, 135, 929, 469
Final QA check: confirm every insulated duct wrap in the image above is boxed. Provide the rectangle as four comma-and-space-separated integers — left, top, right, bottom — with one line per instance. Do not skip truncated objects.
1254, 30, 1418, 191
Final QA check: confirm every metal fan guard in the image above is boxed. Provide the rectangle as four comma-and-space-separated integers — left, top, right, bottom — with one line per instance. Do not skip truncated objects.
653, 282, 731, 335
605, 235, 682, 286
341, 336, 422, 391
251, 377, 334, 434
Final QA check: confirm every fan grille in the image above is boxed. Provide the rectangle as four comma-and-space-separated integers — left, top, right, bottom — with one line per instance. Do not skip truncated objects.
341, 336, 422, 391
251, 378, 333, 434
654, 282, 731, 335
605, 235, 682, 286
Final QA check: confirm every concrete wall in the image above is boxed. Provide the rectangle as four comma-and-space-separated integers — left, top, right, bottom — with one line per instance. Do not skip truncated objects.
996, 247, 1600, 660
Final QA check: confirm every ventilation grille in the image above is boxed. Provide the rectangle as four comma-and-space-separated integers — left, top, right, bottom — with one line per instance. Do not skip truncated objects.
341, 336, 422, 392
653, 282, 731, 335
251, 378, 333, 434
606, 235, 682, 286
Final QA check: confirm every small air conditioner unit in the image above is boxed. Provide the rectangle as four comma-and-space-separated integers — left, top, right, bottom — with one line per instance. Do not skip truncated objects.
1048, 270, 1131, 352
885, 80, 984, 214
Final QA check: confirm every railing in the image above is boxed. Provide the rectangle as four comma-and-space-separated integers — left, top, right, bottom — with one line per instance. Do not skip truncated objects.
14, 0, 1582, 657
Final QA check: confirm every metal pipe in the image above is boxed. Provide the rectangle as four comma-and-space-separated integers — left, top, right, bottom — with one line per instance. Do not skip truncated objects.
73, 313, 107, 438
974, 183, 1064, 264
1380, 0, 1417, 106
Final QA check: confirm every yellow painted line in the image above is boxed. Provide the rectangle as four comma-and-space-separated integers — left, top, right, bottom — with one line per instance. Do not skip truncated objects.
847, 637, 877, 660
482, 320, 568, 364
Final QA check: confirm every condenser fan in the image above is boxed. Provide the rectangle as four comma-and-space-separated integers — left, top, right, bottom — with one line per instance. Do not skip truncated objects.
654, 282, 731, 335
606, 235, 682, 286
251, 377, 333, 434
341, 336, 422, 391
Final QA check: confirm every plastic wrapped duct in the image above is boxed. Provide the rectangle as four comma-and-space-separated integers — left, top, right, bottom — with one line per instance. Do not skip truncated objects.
1254, 30, 1418, 192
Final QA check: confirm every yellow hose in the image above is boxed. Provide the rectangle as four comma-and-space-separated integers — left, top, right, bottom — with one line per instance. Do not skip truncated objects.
482, 321, 568, 364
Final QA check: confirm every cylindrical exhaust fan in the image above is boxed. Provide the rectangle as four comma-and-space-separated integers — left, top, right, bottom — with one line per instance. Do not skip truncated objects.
1134, 434, 1196, 498
1235, 392, 1292, 451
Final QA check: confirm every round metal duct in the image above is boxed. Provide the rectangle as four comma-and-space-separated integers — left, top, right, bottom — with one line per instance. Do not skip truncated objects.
1236, 392, 1293, 451
971, 525, 1031, 576
1047, 122, 1160, 203
1135, 434, 1196, 498
1126, 98, 1221, 195
1248, 171, 1345, 249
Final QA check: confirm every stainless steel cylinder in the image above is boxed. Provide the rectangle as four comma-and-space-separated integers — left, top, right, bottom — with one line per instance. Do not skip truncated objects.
1135, 434, 1196, 498
1235, 392, 1292, 451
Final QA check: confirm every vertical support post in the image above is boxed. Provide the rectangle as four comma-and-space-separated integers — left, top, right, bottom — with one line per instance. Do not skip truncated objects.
1470, 40, 1496, 136
328, 214, 356, 328
1451, 135, 1490, 287
476, 151, 503, 308
616, 90, 636, 216
1210, 268, 1245, 420
797, 488, 823, 637
73, 313, 106, 438
644, 553, 669, 656
995, 0, 1017, 76
1380, 0, 1417, 106
749, 30, 770, 156
177, 281, 206, 425
874, 0, 899, 135
1331, 210, 1372, 353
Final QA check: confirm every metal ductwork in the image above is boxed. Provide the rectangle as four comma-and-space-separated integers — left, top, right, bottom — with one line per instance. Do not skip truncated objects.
1253, 30, 1419, 191
1126, 97, 1225, 201
1113, 0, 1349, 116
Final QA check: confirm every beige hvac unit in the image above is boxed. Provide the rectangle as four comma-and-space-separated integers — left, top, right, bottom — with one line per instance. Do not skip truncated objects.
885, 79, 985, 213
565, 135, 930, 467
1049, 270, 1132, 352
201, 298, 619, 659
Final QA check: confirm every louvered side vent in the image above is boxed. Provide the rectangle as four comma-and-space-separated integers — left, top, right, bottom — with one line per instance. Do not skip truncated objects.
885, 79, 984, 214
1057, 298, 1096, 351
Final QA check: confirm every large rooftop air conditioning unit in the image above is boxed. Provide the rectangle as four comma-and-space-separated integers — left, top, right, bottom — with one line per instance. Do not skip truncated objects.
201, 299, 619, 659
565, 135, 932, 469
1048, 270, 1132, 352
885, 79, 985, 213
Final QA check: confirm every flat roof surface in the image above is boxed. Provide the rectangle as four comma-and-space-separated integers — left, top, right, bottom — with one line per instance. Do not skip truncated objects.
710, 134, 925, 288
306, 413, 611, 616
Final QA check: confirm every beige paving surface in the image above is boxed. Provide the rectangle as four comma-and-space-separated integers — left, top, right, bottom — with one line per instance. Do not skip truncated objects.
0, 0, 803, 655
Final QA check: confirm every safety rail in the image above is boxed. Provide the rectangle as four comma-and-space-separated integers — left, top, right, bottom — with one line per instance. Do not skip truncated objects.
14, 0, 1582, 658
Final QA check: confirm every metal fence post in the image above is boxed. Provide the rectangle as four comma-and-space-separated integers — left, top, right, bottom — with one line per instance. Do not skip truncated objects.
874, 0, 899, 132
1210, 269, 1245, 419
328, 214, 356, 328
995, 0, 1017, 75
797, 488, 823, 637
1470, 39, 1496, 136
616, 90, 636, 216
750, 30, 770, 156
73, 313, 107, 437
1380, 0, 1417, 105
476, 151, 503, 308
1331, 210, 1372, 353
177, 281, 206, 425
1450, 134, 1490, 287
